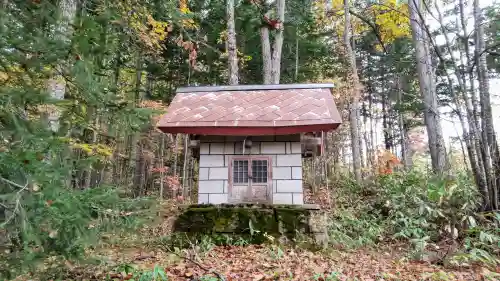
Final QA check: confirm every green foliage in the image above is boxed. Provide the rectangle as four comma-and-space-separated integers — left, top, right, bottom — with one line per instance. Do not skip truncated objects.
267, 244, 285, 260
330, 170, 500, 265
378, 171, 479, 241
328, 208, 386, 248
452, 212, 500, 266
0, 186, 155, 278
327, 176, 387, 248
0, 0, 174, 278
484, 3, 500, 73
1, 0, 498, 279
198, 277, 219, 281
420, 271, 457, 281
111, 264, 168, 281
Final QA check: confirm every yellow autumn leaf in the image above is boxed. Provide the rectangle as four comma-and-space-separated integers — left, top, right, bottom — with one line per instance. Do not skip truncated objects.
371, 0, 411, 45
70, 142, 113, 157
315, 0, 410, 49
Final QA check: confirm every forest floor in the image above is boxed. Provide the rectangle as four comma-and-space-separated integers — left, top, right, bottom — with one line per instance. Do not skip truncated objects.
29, 199, 500, 280
69, 242, 498, 281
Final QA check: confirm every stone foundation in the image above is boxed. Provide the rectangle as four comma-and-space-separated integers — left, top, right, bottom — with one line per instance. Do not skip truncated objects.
171, 203, 328, 247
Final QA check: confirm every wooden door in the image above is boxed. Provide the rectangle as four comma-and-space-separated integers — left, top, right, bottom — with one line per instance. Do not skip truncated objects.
229, 156, 271, 204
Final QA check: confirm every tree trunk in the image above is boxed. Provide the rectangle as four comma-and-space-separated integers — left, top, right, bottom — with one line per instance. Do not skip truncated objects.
458, 0, 481, 132
429, 0, 488, 207
408, 0, 446, 174
270, 0, 285, 84
47, 0, 77, 132
366, 90, 374, 172
362, 98, 372, 172
295, 29, 299, 81
397, 76, 410, 170
83, 113, 99, 188
111, 49, 122, 185
343, 0, 361, 182
260, 26, 272, 84
474, 0, 498, 209
226, 0, 239, 85
368, 83, 377, 174
131, 55, 143, 194
434, 0, 479, 180
358, 102, 365, 171
134, 137, 145, 197
382, 94, 391, 151
260, 0, 285, 84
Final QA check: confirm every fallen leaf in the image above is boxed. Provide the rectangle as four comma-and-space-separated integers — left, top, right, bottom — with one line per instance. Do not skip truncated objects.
262, 263, 273, 268
253, 273, 265, 281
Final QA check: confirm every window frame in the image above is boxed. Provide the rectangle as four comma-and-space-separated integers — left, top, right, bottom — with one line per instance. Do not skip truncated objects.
232, 159, 250, 185
228, 155, 272, 203
250, 159, 269, 184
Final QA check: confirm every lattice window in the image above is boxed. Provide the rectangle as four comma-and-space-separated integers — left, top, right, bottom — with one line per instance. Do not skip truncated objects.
233, 160, 249, 184
251, 159, 268, 183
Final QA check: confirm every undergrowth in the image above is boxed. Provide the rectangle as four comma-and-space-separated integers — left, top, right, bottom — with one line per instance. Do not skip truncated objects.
0, 186, 156, 279
328, 171, 500, 267
6, 170, 500, 280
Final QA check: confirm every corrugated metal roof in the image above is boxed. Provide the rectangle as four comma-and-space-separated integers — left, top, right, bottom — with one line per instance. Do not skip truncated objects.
157, 85, 342, 135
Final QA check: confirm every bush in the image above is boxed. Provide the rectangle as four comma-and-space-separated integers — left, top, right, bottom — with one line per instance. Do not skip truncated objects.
328, 176, 388, 248
377, 171, 479, 241
328, 209, 387, 248
0, 185, 155, 279
328, 170, 500, 265
455, 212, 500, 266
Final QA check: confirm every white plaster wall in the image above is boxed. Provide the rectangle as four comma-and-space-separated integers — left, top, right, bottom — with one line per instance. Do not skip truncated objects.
197, 135, 303, 205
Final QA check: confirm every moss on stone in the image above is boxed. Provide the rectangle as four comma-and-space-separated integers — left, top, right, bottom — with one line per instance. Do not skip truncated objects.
275, 208, 310, 235
172, 204, 326, 245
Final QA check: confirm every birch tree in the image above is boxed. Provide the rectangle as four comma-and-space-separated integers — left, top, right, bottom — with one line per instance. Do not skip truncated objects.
456, 0, 488, 207
432, 0, 488, 206
474, 0, 498, 209
227, 0, 239, 85
343, 0, 361, 182
408, 0, 447, 174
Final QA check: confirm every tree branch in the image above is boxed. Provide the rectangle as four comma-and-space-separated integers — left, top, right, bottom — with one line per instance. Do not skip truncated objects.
325, 8, 388, 54
0, 177, 29, 227
469, 42, 500, 74
348, 9, 388, 54
163, 245, 225, 280
0, 177, 27, 189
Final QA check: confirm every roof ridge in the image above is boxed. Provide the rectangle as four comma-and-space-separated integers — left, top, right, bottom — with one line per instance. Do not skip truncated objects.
176, 83, 335, 93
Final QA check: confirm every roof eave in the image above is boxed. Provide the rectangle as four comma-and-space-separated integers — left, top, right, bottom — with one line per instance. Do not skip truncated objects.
157, 123, 341, 136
